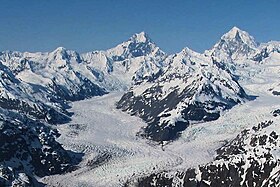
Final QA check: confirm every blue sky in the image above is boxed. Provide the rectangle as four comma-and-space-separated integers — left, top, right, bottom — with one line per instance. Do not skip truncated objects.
0, 0, 280, 54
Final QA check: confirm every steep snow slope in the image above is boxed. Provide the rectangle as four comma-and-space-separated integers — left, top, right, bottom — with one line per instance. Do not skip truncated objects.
0, 32, 166, 99
0, 48, 106, 101
0, 62, 70, 124
79, 32, 166, 91
117, 47, 249, 142
205, 26, 258, 62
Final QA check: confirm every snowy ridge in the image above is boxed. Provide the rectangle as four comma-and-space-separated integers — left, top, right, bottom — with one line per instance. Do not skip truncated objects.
205, 26, 258, 62
117, 46, 249, 141
0, 31, 167, 186
1, 27, 280, 186
80, 31, 167, 90
0, 32, 166, 96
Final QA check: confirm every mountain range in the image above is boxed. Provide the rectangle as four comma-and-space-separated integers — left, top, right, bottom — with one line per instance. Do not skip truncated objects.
1, 27, 280, 186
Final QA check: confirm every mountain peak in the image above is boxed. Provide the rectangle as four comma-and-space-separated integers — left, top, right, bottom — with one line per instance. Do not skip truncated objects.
104, 31, 165, 60
52, 47, 67, 54
130, 31, 151, 43
226, 26, 242, 36
221, 26, 257, 48
205, 26, 259, 61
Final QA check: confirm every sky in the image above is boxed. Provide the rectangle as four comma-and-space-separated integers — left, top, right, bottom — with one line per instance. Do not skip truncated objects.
0, 0, 280, 54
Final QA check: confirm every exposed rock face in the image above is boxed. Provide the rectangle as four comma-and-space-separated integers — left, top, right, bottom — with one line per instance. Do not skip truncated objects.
126, 120, 280, 187
0, 32, 167, 186
0, 114, 82, 187
117, 48, 249, 142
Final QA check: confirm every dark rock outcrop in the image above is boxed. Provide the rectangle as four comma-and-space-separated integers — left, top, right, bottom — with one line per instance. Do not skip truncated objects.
127, 121, 280, 187
0, 115, 83, 186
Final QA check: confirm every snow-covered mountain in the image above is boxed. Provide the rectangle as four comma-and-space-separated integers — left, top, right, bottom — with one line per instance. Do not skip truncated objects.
205, 26, 258, 62
119, 27, 280, 186
79, 31, 167, 90
0, 48, 106, 101
117, 47, 250, 142
0, 31, 167, 126
116, 27, 280, 143
0, 32, 166, 98
0, 32, 168, 185
2, 27, 280, 187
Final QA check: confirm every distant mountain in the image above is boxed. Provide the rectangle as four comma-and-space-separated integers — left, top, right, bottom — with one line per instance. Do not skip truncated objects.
252, 41, 280, 62
205, 26, 258, 62
80, 31, 167, 91
0, 48, 106, 102
0, 32, 166, 98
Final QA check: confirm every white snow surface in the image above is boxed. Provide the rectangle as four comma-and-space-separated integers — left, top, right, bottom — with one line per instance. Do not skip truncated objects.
40, 27, 280, 186
0, 32, 166, 95
41, 68, 280, 187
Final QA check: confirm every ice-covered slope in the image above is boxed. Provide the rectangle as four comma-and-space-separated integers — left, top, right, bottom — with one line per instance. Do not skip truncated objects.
0, 31, 168, 186
2, 27, 280, 187
117, 47, 249, 142
205, 26, 258, 62
0, 48, 107, 101
79, 32, 167, 91
0, 32, 166, 98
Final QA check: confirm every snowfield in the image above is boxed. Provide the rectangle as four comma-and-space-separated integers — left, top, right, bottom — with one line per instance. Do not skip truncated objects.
38, 28, 280, 186
41, 92, 185, 186
2, 27, 280, 186
41, 66, 280, 187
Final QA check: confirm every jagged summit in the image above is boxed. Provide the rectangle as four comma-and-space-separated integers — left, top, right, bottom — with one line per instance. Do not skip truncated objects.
221, 26, 258, 48
52, 46, 67, 52
181, 47, 200, 56
205, 26, 258, 61
104, 31, 165, 61
223, 26, 243, 38
51, 46, 80, 55
50, 47, 68, 58
130, 31, 151, 43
